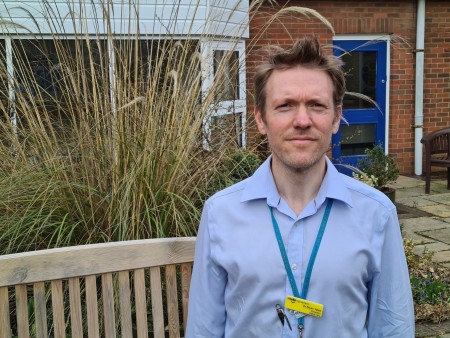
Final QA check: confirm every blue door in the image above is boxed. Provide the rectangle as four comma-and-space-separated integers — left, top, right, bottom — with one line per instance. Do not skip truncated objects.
332, 40, 387, 173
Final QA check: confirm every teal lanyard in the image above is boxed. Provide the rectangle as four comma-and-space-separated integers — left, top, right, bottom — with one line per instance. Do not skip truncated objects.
269, 199, 333, 332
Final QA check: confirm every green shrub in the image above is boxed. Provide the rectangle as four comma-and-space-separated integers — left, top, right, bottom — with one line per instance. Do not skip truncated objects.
356, 144, 400, 191
207, 148, 263, 197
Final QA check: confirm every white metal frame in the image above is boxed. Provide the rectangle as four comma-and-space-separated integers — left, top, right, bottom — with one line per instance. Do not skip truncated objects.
201, 39, 247, 150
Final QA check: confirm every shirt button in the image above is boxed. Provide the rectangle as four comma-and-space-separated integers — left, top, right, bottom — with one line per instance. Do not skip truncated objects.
291, 263, 297, 270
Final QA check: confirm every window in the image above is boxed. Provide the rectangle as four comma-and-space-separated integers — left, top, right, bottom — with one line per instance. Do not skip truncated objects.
340, 123, 376, 156
213, 50, 240, 101
202, 40, 246, 149
341, 51, 377, 109
7, 38, 200, 120
9, 38, 108, 125
114, 39, 200, 93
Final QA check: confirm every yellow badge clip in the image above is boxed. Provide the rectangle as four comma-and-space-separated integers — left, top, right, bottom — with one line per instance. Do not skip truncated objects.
284, 296, 324, 318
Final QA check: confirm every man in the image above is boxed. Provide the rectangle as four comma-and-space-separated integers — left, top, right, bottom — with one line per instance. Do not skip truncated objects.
186, 36, 414, 338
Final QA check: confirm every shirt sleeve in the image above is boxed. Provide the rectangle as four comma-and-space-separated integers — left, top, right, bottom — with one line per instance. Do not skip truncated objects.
367, 205, 415, 338
185, 202, 227, 338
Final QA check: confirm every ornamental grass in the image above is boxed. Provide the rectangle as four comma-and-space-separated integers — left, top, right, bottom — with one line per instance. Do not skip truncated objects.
0, 1, 338, 254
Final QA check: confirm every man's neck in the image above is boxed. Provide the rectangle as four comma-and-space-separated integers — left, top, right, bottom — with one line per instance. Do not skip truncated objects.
271, 157, 327, 216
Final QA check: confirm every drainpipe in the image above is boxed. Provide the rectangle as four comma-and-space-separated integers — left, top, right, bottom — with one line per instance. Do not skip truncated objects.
414, 0, 425, 175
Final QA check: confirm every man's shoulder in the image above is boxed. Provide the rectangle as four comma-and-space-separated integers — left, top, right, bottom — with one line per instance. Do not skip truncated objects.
206, 178, 249, 205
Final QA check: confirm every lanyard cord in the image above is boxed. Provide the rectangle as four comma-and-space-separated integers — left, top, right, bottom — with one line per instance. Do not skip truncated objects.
269, 199, 333, 330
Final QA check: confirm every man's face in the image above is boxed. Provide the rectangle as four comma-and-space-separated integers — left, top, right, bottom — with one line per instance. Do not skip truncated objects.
254, 66, 341, 173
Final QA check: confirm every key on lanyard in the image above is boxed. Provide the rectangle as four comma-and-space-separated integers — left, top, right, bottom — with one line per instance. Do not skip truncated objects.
275, 304, 292, 331
297, 324, 304, 338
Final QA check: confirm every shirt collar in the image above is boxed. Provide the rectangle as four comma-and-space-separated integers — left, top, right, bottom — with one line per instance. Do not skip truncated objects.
240, 155, 280, 205
240, 156, 353, 208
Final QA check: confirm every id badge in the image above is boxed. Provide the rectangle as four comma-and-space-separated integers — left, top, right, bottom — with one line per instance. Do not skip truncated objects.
284, 296, 324, 318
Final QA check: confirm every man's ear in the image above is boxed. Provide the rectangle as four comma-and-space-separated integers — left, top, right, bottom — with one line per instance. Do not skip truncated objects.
332, 105, 342, 134
254, 108, 267, 135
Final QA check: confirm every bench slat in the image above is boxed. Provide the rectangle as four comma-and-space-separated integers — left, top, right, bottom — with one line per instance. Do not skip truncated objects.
0, 237, 196, 286
15, 284, 30, 338
51, 280, 66, 338
102, 273, 116, 337
134, 268, 148, 338
166, 265, 180, 338
150, 266, 165, 337
119, 271, 133, 338
181, 263, 192, 333
85, 275, 100, 338
0, 287, 11, 338
69, 277, 83, 338
34, 282, 48, 338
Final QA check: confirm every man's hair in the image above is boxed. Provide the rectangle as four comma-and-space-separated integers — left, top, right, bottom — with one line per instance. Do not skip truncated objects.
254, 35, 346, 118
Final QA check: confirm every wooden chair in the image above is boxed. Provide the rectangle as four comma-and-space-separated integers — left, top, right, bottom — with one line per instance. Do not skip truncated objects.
0, 237, 196, 338
421, 127, 450, 193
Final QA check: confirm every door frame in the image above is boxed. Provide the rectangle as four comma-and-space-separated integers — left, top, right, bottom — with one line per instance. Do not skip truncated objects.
332, 35, 391, 164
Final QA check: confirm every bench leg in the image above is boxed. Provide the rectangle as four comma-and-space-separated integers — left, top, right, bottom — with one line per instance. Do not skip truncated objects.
447, 167, 450, 190
425, 166, 431, 194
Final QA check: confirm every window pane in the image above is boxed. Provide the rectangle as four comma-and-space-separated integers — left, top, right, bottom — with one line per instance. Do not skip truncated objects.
12, 39, 107, 118
213, 50, 239, 101
13, 40, 61, 107
210, 112, 242, 148
342, 51, 377, 109
340, 124, 376, 156
114, 40, 200, 94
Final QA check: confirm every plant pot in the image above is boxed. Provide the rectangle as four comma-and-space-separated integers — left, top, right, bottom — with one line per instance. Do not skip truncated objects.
381, 187, 396, 203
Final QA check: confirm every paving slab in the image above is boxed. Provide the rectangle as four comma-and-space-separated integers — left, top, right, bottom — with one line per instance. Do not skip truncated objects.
397, 197, 439, 208
391, 176, 425, 189
402, 230, 436, 244
401, 217, 450, 232
418, 205, 450, 218
424, 193, 450, 206
427, 250, 450, 264
413, 242, 450, 256
420, 227, 450, 244
416, 319, 450, 337
429, 185, 450, 194
397, 188, 429, 199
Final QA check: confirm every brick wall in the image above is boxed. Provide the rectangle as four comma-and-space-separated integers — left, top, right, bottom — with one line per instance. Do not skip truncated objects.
247, 0, 450, 174
423, 2, 450, 132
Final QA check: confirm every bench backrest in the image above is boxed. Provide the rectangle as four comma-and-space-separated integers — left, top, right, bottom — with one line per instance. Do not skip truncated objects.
0, 237, 196, 338
421, 127, 450, 160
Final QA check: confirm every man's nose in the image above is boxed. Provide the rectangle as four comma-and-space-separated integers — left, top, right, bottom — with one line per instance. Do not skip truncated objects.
293, 105, 312, 128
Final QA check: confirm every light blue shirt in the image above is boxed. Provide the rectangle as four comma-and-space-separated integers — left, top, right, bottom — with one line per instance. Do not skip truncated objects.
186, 157, 414, 338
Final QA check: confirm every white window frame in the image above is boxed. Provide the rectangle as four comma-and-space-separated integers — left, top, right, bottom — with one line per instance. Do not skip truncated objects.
201, 39, 247, 150
2, 37, 16, 130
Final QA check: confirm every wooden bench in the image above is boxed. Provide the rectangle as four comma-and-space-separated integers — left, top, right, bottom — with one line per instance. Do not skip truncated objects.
421, 127, 450, 193
0, 237, 196, 338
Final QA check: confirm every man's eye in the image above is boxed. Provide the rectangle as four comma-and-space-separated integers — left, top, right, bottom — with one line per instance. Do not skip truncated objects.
278, 103, 292, 110
309, 103, 327, 111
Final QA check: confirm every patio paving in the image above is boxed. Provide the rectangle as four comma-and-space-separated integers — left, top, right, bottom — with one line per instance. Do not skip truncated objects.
391, 174, 450, 337
395, 175, 450, 268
